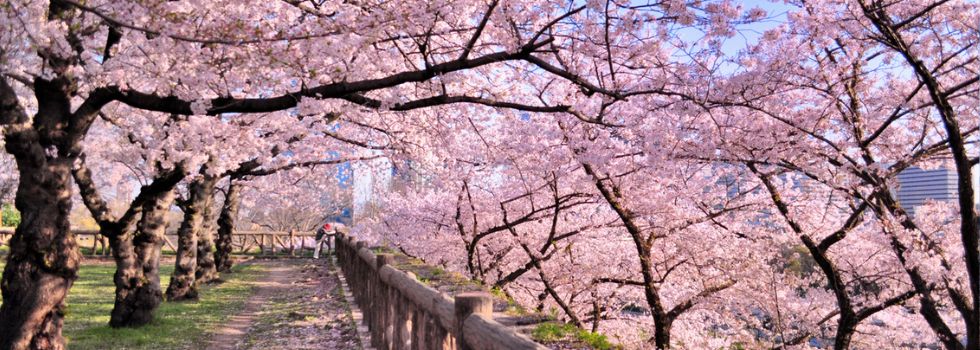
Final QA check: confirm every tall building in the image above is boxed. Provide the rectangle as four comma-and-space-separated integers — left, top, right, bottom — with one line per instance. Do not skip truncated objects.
895, 166, 980, 213
351, 155, 393, 223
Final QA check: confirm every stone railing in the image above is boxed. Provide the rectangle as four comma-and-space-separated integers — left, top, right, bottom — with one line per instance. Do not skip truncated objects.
335, 232, 547, 350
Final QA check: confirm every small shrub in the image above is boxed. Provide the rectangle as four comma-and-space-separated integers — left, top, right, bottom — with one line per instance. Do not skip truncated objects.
531, 322, 577, 342
532, 322, 621, 350
489, 287, 507, 299
430, 266, 446, 276
728, 342, 747, 350
574, 330, 619, 350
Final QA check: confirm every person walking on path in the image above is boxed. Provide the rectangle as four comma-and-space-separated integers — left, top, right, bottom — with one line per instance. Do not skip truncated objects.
313, 223, 335, 259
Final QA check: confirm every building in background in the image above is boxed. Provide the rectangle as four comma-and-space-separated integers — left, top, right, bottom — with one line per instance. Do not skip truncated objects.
351, 154, 393, 223
351, 156, 426, 224
895, 165, 980, 214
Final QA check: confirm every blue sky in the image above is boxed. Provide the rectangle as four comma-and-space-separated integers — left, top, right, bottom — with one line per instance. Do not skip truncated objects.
668, 0, 797, 73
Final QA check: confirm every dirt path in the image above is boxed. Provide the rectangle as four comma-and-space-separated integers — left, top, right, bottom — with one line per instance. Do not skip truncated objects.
205, 260, 295, 349
206, 258, 361, 350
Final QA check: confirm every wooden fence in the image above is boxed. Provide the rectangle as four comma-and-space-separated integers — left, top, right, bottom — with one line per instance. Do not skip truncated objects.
0, 228, 108, 254
335, 232, 547, 350
0, 228, 323, 257
229, 230, 320, 256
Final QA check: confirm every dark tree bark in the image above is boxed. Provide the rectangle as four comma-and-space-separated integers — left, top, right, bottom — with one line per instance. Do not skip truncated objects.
871, 188, 966, 350
581, 162, 672, 349
124, 190, 176, 325
497, 177, 593, 328
103, 189, 178, 327
581, 162, 737, 350
195, 192, 219, 284
166, 169, 218, 301
0, 1, 124, 344
215, 179, 243, 272
0, 76, 85, 350
0, 147, 78, 350
73, 153, 186, 327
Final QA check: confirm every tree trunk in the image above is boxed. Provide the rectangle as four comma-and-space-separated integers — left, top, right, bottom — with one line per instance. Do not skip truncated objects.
129, 190, 175, 324
214, 177, 242, 272
860, 10, 980, 349
195, 193, 219, 284
166, 172, 217, 301
0, 157, 79, 350
833, 322, 855, 350
105, 224, 140, 328
108, 191, 175, 326
652, 316, 673, 350
0, 77, 83, 350
73, 152, 187, 327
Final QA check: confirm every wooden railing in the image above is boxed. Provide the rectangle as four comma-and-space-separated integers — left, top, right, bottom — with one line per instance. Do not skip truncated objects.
0, 228, 322, 257
335, 232, 547, 350
229, 230, 318, 256
0, 228, 107, 254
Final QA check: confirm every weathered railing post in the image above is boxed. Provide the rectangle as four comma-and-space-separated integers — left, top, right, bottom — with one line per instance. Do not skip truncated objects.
454, 293, 493, 350
334, 233, 546, 350
260, 233, 268, 255
299, 235, 306, 255
271, 233, 279, 254
377, 254, 394, 350
333, 232, 343, 263
398, 271, 416, 349
411, 297, 425, 350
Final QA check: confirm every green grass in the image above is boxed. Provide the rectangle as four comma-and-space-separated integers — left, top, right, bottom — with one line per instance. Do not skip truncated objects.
531, 322, 621, 350
490, 286, 532, 316
0, 259, 266, 350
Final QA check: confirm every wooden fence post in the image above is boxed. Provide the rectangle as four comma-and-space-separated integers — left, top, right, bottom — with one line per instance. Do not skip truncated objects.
376, 254, 394, 350
258, 234, 266, 255
332, 236, 544, 350
397, 272, 416, 350
299, 236, 306, 255
454, 293, 493, 350
270, 233, 278, 255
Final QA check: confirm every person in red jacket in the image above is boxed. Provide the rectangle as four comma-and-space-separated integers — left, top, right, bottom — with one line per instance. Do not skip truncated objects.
313, 222, 335, 259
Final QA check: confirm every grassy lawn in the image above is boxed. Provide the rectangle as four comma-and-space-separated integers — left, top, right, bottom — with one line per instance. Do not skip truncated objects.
0, 258, 266, 350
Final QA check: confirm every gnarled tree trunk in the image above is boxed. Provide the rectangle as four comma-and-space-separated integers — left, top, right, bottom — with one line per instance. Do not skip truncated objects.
0, 78, 82, 350
73, 153, 186, 327
123, 190, 176, 325
166, 170, 217, 301
101, 188, 177, 327
195, 193, 219, 284
0, 157, 79, 350
214, 180, 242, 272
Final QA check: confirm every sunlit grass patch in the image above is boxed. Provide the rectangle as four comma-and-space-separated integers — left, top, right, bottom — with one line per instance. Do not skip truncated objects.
531, 322, 622, 350
0, 259, 266, 350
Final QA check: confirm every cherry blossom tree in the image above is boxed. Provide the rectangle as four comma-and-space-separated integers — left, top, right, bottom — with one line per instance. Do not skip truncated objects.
71, 111, 189, 327
671, 1, 979, 348
355, 1, 977, 349
1, 0, 973, 349
0, 0, 610, 346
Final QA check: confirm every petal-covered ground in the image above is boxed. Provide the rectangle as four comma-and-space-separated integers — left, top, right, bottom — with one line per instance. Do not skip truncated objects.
209, 258, 362, 350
